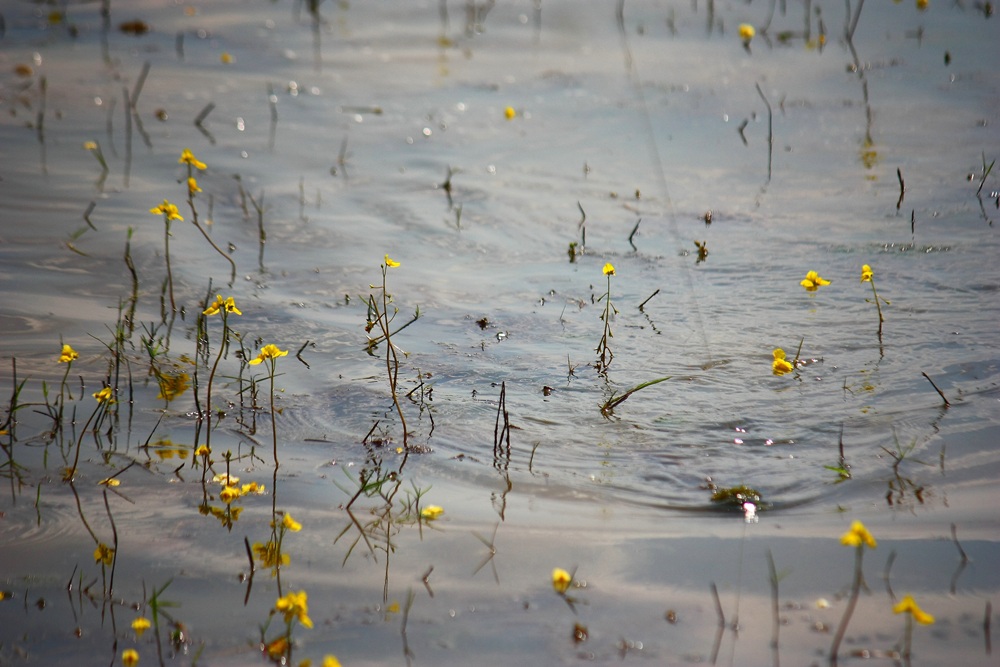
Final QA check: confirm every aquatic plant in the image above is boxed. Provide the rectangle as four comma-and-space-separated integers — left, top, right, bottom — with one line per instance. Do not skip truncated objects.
800, 270, 831, 291
149, 200, 183, 313
249, 342, 288, 466
595, 263, 617, 374
861, 263, 885, 336
202, 295, 242, 453
772, 348, 794, 375
366, 255, 411, 449
894, 594, 935, 659
829, 520, 877, 663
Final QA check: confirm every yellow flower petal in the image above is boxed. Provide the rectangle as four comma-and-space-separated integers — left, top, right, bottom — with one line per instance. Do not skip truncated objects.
384, 254, 401, 268
861, 264, 873, 283
602, 263, 615, 276
59, 344, 79, 363
738, 23, 756, 42
840, 520, 876, 549
552, 567, 572, 594
131, 616, 151, 637
122, 648, 139, 667
282, 512, 303, 532
893, 595, 934, 624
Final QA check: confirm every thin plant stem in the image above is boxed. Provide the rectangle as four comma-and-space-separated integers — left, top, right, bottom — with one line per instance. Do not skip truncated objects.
204, 311, 229, 450
829, 545, 864, 664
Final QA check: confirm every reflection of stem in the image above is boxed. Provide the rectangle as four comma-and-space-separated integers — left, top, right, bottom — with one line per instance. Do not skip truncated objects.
267, 358, 279, 467
69, 401, 105, 479
163, 217, 176, 313
829, 545, 864, 664
766, 550, 781, 667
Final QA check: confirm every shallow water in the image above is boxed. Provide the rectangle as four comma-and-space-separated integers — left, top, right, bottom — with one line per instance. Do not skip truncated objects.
1, 1, 999, 665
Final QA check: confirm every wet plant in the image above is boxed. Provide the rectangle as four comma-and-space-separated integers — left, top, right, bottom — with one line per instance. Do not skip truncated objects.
600, 375, 671, 417
248, 342, 288, 466
366, 255, 410, 450
149, 199, 184, 313
830, 520, 877, 664
56, 343, 78, 426
893, 595, 934, 660
64, 384, 116, 481
179, 149, 237, 286
202, 295, 242, 452
861, 263, 886, 336
595, 262, 617, 374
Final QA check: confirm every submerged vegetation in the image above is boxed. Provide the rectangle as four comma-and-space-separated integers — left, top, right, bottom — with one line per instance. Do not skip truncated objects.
0, 1, 997, 665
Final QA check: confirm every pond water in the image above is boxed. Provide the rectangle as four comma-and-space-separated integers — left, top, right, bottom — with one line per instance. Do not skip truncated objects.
1, 1, 998, 665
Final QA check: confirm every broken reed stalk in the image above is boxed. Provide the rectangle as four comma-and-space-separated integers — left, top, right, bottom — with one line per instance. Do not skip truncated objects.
921, 372, 950, 407
600, 376, 671, 416
493, 381, 510, 460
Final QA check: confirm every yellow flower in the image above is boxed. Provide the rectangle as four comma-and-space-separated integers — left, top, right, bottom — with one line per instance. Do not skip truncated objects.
213, 472, 239, 485
420, 505, 444, 520
202, 294, 242, 316
282, 512, 303, 532
552, 567, 572, 594
602, 263, 615, 276
840, 520, 877, 549
149, 200, 183, 222
323, 656, 343, 667
195, 445, 211, 457
916, 0, 929, 11
772, 348, 794, 375
738, 23, 756, 43
861, 264, 873, 283
131, 616, 151, 637
248, 343, 288, 366
219, 485, 241, 503
800, 270, 831, 291
187, 177, 201, 195
93, 386, 115, 404
220, 52, 234, 64
83, 141, 98, 151
504, 106, 516, 120
179, 149, 207, 170
893, 595, 934, 625
94, 542, 115, 566
275, 590, 313, 629
384, 254, 401, 268
59, 344, 79, 363
122, 649, 139, 667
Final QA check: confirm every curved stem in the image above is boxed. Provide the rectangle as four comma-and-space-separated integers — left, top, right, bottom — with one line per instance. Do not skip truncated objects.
204, 313, 228, 450
829, 546, 864, 664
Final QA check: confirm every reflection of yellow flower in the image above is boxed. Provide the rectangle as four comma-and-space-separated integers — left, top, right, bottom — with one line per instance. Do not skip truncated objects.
219, 486, 241, 503
213, 473, 239, 485
738, 23, 756, 43
276, 590, 313, 629
83, 141, 98, 151
916, 0, 929, 11
893, 595, 934, 624
420, 505, 444, 520
772, 349, 794, 375
282, 513, 302, 532
202, 294, 241, 316
59, 344, 79, 363
253, 540, 291, 569
800, 270, 831, 291
840, 520, 877, 548
602, 263, 615, 276
122, 649, 139, 667
195, 445, 211, 457
94, 543, 115, 566
323, 656, 343, 667
861, 264, 873, 283
187, 177, 201, 195
93, 386, 115, 404
156, 372, 190, 401
132, 617, 151, 637
552, 567, 572, 594
248, 344, 288, 365
384, 254, 401, 268
149, 200, 183, 221
242, 481, 265, 495
179, 149, 207, 170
